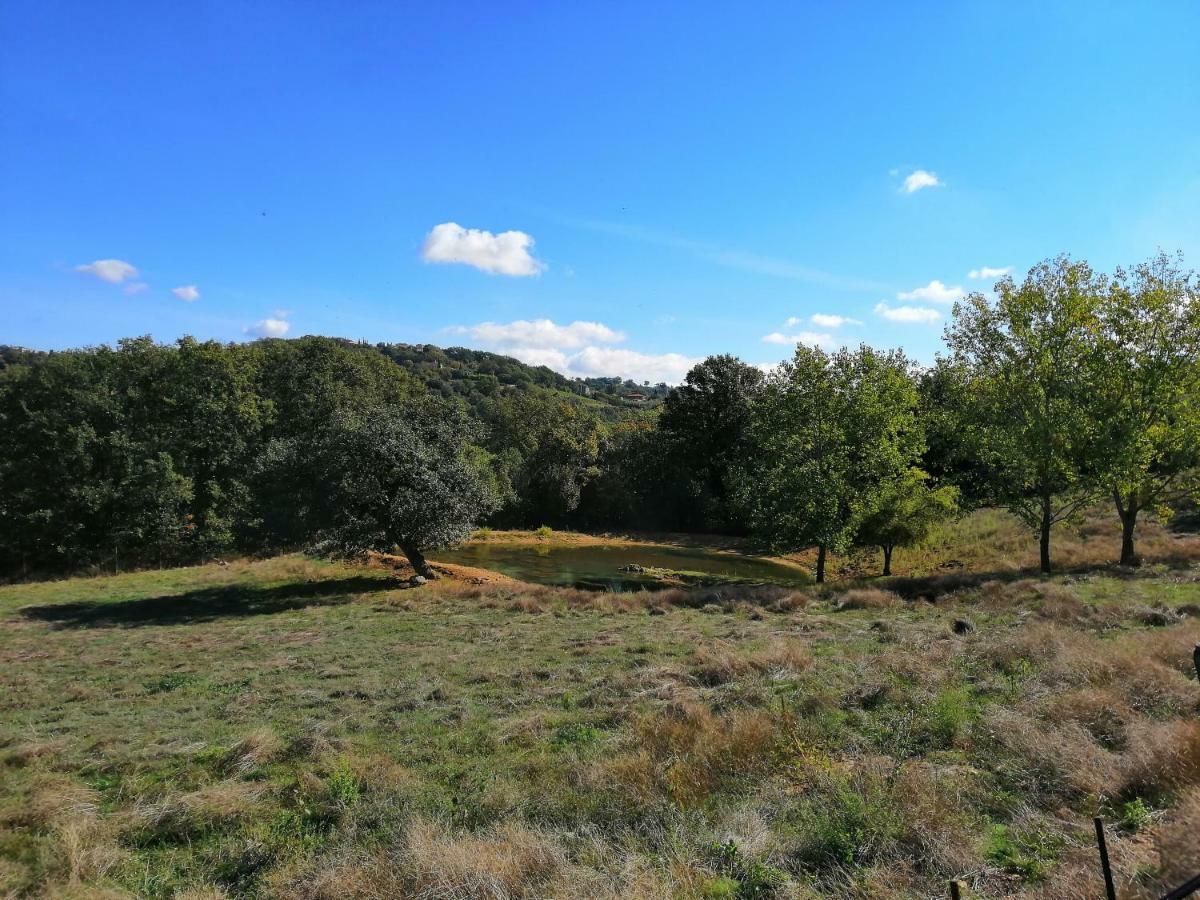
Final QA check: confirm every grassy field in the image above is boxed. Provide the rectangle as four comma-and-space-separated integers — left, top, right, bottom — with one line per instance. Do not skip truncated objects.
2, 511, 1200, 898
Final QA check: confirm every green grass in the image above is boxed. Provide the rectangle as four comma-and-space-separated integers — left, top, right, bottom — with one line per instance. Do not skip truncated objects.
1, 513, 1199, 898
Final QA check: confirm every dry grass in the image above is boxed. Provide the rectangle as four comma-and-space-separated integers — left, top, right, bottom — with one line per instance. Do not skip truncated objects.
834, 588, 901, 610
5, 517, 1200, 898
595, 702, 779, 808
693, 638, 813, 685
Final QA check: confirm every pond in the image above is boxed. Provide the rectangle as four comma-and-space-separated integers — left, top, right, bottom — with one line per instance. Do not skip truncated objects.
433, 542, 811, 591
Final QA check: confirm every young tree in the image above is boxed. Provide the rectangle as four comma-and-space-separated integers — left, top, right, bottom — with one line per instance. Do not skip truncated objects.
266, 404, 499, 577
947, 257, 1106, 573
1095, 253, 1200, 565
857, 468, 958, 575
739, 344, 921, 582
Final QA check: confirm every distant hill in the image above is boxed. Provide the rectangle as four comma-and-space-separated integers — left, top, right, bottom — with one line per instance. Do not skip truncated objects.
372, 342, 669, 417
0, 340, 673, 418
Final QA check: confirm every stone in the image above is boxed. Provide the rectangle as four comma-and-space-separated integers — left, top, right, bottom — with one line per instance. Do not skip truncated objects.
409, 575, 427, 586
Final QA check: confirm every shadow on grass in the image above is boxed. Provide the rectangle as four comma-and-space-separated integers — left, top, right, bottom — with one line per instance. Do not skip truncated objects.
20, 576, 393, 628
876, 554, 1200, 602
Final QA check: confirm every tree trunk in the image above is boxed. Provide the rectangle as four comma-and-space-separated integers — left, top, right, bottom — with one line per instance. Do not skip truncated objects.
1039, 492, 1052, 575
401, 543, 436, 578
815, 544, 827, 583
1118, 504, 1140, 568
882, 545, 893, 576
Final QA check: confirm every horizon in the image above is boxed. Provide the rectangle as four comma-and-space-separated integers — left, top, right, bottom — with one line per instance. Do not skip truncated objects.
3, 2, 1199, 382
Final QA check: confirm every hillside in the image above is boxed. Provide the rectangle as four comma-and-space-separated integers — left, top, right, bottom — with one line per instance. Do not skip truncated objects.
0, 339, 668, 420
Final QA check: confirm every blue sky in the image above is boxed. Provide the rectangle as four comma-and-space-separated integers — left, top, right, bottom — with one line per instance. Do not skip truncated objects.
3, 1, 1199, 382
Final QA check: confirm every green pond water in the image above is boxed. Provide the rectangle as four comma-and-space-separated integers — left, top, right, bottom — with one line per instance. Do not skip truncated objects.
433, 543, 811, 591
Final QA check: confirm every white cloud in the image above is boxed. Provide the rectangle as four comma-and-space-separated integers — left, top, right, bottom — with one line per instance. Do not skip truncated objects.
968, 265, 1012, 279
762, 330, 836, 349
897, 279, 964, 304
76, 258, 139, 284
448, 319, 623, 349
172, 284, 200, 302
902, 170, 942, 193
809, 313, 862, 328
245, 316, 290, 338
449, 317, 695, 383
874, 302, 940, 324
123, 282, 149, 296
566, 347, 698, 383
421, 222, 544, 276
497, 345, 697, 384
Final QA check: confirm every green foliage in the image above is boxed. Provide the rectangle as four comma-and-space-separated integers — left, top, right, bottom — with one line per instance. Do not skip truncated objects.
1093, 253, 1200, 564
857, 467, 958, 573
738, 345, 923, 581
984, 823, 1063, 881
1117, 797, 1151, 831
277, 404, 500, 575
790, 775, 901, 868
706, 840, 786, 898
946, 256, 1109, 572
551, 722, 602, 747
326, 758, 361, 807
659, 355, 764, 531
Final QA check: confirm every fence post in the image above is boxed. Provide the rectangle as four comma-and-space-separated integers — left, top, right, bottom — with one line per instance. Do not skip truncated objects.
1192, 643, 1199, 683
949, 879, 962, 900
1094, 817, 1117, 900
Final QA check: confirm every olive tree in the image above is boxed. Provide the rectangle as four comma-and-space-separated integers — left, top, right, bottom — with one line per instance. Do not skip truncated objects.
739, 344, 921, 582
267, 404, 499, 577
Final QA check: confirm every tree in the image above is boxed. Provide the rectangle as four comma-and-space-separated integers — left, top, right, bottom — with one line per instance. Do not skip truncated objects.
738, 344, 922, 582
278, 404, 499, 577
947, 257, 1106, 573
857, 468, 958, 575
480, 391, 602, 527
1094, 253, 1200, 565
659, 355, 764, 531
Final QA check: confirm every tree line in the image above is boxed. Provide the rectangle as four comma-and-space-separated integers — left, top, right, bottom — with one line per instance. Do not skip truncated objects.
1, 252, 1197, 581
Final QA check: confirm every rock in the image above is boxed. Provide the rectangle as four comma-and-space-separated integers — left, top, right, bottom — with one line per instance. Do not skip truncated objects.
951, 618, 974, 635
409, 575, 427, 586
647, 606, 666, 616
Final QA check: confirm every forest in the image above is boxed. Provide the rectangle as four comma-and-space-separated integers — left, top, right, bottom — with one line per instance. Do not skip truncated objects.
2, 252, 1198, 583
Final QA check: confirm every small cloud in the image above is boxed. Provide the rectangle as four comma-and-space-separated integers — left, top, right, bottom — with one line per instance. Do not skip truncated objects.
897, 279, 964, 304
809, 313, 862, 328
123, 282, 149, 296
421, 221, 544, 276
448, 319, 623, 349
245, 315, 290, 338
172, 285, 200, 302
762, 330, 836, 349
901, 170, 942, 194
968, 265, 1012, 280
76, 258, 139, 284
874, 302, 940, 324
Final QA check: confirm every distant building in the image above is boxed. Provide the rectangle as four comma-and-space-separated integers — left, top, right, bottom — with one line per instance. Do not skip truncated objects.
623, 391, 648, 402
